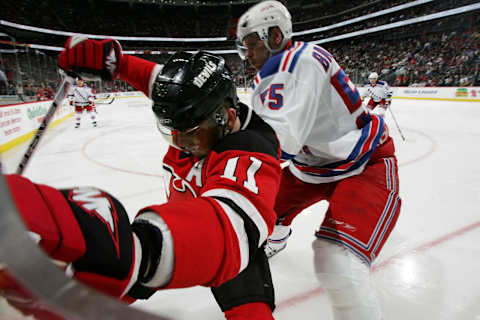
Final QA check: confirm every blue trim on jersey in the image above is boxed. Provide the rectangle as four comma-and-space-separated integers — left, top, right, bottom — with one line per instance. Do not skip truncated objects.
288, 42, 308, 73
312, 116, 383, 170
322, 122, 372, 169
315, 234, 371, 266
281, 150, 296, 160
371, 194, 400, 261
377, 81, 385, 85
291, 116, 385, 177
259, 52, 284, 79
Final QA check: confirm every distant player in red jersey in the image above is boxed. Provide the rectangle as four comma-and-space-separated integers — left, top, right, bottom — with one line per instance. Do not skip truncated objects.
2, 43, 282, 320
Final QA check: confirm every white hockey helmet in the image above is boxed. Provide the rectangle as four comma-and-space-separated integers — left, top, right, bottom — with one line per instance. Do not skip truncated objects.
368, 72, 379, 80
236, 0, 292, 58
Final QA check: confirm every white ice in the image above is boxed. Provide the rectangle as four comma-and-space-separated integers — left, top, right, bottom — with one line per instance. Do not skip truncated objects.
1, 94, 480, 320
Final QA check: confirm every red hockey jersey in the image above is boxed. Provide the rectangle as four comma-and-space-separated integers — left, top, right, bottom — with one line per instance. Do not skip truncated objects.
139, 107, 282, 288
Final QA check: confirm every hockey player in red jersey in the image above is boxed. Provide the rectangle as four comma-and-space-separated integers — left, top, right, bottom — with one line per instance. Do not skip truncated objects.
1, 39, 282, 320
236, 1, 401, 319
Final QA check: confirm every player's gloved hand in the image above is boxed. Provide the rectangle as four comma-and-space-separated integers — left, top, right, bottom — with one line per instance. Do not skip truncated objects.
5, 174, 142, 299
58, 36, 124, 81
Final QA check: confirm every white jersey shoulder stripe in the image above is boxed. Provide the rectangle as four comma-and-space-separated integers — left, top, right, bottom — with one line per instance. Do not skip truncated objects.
210, 198, 250, 273
201, 188, 269, 246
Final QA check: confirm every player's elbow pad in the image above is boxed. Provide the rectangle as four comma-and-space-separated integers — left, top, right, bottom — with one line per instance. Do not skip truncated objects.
5, 174, 142, 299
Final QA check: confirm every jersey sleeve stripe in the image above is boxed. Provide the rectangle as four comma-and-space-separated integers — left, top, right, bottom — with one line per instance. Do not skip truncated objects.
252, 74, 260, 90
209, 198, 250, 273
287, 42, 308, 73
280, 41, 301, 72
201, 188, 269, 247
281, 150, 296, 160
291, 116, 384, 178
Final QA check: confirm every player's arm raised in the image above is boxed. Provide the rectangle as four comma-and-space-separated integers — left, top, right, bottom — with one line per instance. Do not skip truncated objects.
58, 36, 161, 98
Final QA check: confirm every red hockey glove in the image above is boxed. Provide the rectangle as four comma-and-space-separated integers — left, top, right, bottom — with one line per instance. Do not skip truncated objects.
58, 36, 159, 97
5, 174, 142, 299
58, 36, 124, 81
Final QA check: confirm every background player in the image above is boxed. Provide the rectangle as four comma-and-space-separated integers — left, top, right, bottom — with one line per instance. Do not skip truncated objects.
237, 1, 401, 319
2, 42, 282, 320
68, 77, 97, 128
363, 72, 394, 117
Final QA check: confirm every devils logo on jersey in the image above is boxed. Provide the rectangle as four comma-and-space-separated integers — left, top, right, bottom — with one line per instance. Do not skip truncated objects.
163, 161, 203, 200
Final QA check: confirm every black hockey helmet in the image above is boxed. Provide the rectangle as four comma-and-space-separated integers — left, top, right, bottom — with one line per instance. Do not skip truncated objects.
152, 51, 237, 133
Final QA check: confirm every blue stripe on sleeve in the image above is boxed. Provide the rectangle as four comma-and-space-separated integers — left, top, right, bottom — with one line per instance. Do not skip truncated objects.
288, 42, 308, 73
281, 150, 296, 160
259, 52, 284, 79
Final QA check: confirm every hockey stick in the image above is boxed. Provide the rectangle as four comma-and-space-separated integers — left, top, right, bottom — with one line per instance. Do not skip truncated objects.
387, 104, 406, 141
16, 75, 75, 175
95, 95, 116, 105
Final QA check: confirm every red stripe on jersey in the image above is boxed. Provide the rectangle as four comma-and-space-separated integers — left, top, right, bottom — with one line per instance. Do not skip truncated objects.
281, 42, 301, 72
293, 116, 382, 176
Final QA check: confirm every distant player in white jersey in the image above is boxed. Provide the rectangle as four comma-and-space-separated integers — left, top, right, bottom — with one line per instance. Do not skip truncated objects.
363, 72, 393, 117
68, 78, 97, 128
237, 1, 401, 319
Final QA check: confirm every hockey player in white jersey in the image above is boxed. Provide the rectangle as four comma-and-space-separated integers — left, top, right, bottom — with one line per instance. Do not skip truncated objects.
68, 78, 97, 128
237, 1, 401, 319
363, 72, 393, 117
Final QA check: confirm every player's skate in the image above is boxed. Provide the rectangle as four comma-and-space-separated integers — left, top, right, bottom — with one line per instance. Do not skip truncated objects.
265, 225, 292, 258
93, 121, 97, 127
74, 122, 80, 128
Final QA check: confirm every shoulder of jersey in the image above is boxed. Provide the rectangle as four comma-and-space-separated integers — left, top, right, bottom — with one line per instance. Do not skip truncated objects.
258, 41, 311, 78
286, 41, 314, 69
213, 113, 279, 159
378, 81, 386, 85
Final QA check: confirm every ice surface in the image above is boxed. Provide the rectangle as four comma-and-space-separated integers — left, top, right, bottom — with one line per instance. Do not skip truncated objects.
2, 95, 480, 319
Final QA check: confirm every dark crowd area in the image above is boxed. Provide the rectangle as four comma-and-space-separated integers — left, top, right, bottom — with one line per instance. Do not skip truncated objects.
0, 0, 478, 99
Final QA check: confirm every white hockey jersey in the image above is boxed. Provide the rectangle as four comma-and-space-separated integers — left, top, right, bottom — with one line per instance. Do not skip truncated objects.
68, 85, 95, 106
250, 41, 385, 184
363, 80, 393, 102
